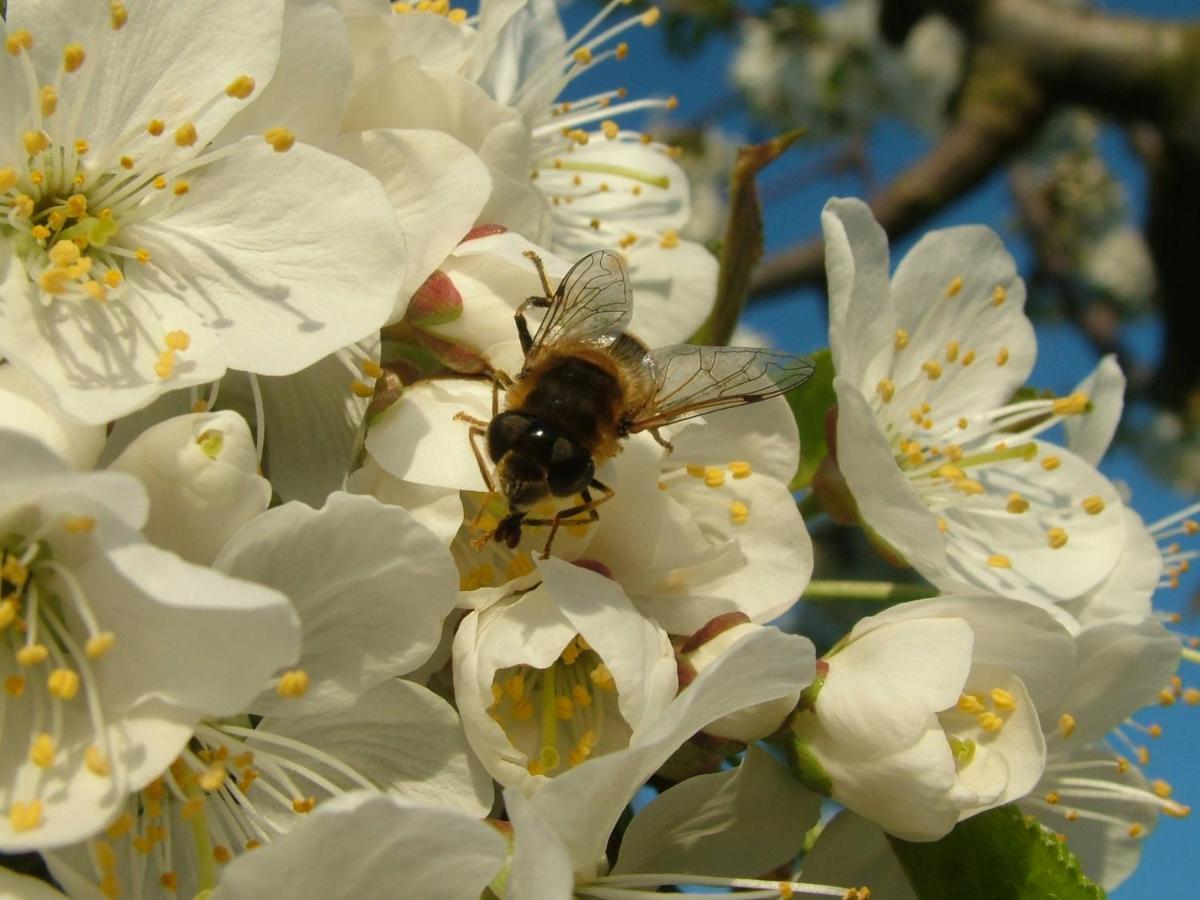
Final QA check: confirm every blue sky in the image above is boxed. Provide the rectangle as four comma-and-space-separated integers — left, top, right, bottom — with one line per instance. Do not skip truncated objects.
559, 0, 1200, 893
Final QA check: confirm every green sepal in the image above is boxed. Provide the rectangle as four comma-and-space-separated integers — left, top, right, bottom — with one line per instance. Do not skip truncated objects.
783, 729, 833, 797
888, 804, 1107, 900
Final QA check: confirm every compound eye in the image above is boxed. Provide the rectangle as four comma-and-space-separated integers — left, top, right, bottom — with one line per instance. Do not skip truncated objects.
546, 437, 594, 497
486, 412, 534, 461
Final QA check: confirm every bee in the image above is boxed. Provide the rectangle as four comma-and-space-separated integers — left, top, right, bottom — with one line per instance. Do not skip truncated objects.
456, 249, 814, 558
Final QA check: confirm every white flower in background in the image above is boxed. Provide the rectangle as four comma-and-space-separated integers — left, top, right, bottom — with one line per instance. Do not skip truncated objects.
44, 491, 491, 897
340, 0, 718, 348
1020, 615, 1188, 890
732, 0, 964, 137
0, 0, 407, 424
822, 197, 1127, 606
788, 595, 1075, 841
107, 410, 271, 565
362, 376, 812, 635
0, 430, 300, 851
0, 362, 105, 469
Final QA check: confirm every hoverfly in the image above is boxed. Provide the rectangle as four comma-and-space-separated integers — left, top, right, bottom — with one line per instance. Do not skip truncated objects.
456, 249, 814, 558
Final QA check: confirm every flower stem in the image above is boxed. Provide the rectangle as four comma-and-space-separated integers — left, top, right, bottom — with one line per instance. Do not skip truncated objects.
802, 579, 936, 603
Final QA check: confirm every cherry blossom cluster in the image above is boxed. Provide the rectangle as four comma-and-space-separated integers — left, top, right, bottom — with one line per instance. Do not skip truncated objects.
0, 1, 1190, 898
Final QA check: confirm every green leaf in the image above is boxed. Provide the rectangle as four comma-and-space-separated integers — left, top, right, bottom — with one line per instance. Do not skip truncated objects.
787, 348, 835, 489
888, 805, 1106, 900
691, 129, 805, 347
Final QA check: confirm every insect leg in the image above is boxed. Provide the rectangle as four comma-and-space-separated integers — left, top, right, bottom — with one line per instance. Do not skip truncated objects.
464, 425, 497, 494
514, 295, 550, 356
648, 427, 674, 455
523, 250, 556, 299
524, 479, 616, 559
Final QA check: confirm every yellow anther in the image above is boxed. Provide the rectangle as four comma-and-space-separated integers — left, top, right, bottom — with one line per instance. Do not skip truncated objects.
944, 444, 963, 461
571, 684, 592, 708
9, 800, 43, 833
1152, 778, 1174, 798
154, 350, 176, 379
12, 194, 34, 218
213, 845, 232, 864
641, 7, 661, 26
876, 379, 895, 403
276, 669, 310, 698
526, 759, 546, 776
953, 478, 984, 496
40, 86, 59, 117
49, 240, 81, 268
894, 328, 909, 350
616, 41, 629, 59
152, 175, 167, 190
17, 644, 49, 666
1183, 687, 1200, 705
567, 129, 589, 145
30, 225, 50, 242
23, 130, 50, 155
504, 672, 526, 701
1186, 520, 1200, 535
1006, 493, 1029, 514
937, 517, 949, 533
1041, 455, 1061, 471
1044, 791, 1060, 804
704, 467, 725, 488
977, 711, 1004, 732
135, 248, 151, 263
85, 631, 115, 659
957, 694, 985, 714
1149, 723, 1163, 738
729, 460, 752, 479
1081, 495, 1105, 515
573, 47, 593, 65
174, 122, 198, 147
73, 139, 92, 157
110, 1, 129, 29
555, 696, 574, 720
291, 796, 316, 814
361, 359, 383, 378
992, 285, 1007, 306
996, 347, 1010, 366
986, 554, 1012, 569
31, 733, 56, 768
1052, 392, 1089, 416
5, 675, 25, 696
0, 166, 16, 192
937, 465, 966, 481
172, 179, 190, 196
146, 118, 165, 137
223, 74, 256, 100
349, 379, 374, 398
1165, 802, 1192, 819
199, 765, 227, 792
0, 599, 17, 629
590, 662, 615, 691
63, 515, 96, 534
1128, 823, 1145, 838
1047, 527, 1069, 549
659, 229, 680, 249
506, 552, 536, 580
85, 745, 111, 776
1137, 745, 1150, 765
961, 349, 976, 366
990, 687, 1016, 710
1065, 810, 1079, 822
264, 126, 295, 153
48, 667, 80, 700
512, 695, 535, 720
5, 29, 33, 55
945, 340, 959, 362
1058, 712, 1076, 737
945, 276, 964, 297
729, 500, 749, 525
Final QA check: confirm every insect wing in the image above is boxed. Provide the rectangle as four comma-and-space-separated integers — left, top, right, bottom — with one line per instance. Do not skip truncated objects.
530, 250, 633, 351
631, 344, 815, 430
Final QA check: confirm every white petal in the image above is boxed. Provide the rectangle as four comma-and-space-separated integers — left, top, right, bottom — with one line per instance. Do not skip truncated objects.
819, 617, 974, 751
128, 139, 404, 376
822, 198, 895, 389
1066, 355, 1125, 465
212, 793, 506, 900
666, 394, 800, 485
1064, 507, 1160, 624
835, 377, 947, 570
9, 0, 284, 160
255, 679, 494, 816
219, 0, 352, 148
624, 241, 719, 347
888, 225, 1034, 416
0, 868, 69, 899
343, 6, 480, 89
215, 493, 459, 716
505, 789, 578, 900
613, 745, 820, 878
0, 364, 106, 469
365, 379, 492, 491
333, 128, 493, 304
800, 810, 916, 899
346, 458, 466, 544
108, 410, 271, 565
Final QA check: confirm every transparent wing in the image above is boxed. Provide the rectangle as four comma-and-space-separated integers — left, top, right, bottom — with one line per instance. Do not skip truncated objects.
629, 345, 815, 430
530, 250, 633, 352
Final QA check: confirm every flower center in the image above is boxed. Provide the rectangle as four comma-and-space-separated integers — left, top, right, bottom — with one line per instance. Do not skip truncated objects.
488, 635, 622, 776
